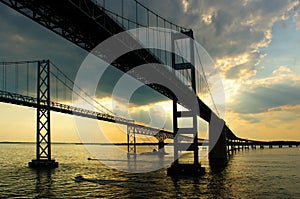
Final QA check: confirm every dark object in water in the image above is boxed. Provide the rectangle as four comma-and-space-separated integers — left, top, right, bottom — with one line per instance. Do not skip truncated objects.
140, 150, 169, 156
74, 175, 108, 184
74, 175, 85, 182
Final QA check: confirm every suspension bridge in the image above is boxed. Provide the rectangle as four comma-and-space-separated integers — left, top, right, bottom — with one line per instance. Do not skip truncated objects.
1, 0, 296, 175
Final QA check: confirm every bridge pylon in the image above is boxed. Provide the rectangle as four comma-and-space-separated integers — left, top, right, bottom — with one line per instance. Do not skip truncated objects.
127, 125, 137, 158
167, 30, 205, 176
29, 60, 58, 168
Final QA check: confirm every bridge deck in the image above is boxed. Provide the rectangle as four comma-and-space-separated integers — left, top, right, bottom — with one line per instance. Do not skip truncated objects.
0, 90, 175, 140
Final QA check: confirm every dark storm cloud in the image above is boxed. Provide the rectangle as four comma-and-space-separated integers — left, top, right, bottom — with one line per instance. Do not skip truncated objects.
96, 67, 166, 105
231, 83, 300, 114
136, 0, 185, 27
0, 4, 87, 78
212, 9, 233, 37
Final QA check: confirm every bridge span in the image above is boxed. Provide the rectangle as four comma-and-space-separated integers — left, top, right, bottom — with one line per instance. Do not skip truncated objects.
0, 0, 270, 175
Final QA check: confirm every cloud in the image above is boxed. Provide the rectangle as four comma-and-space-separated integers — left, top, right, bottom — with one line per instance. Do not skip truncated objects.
230, 74, 300, 114
92, 96, 173, 130
272, 66, 292, 75
268, 104, 300, 113
129, 101, 173, 130
226, 110, 300, 140
180, 0, 300, 80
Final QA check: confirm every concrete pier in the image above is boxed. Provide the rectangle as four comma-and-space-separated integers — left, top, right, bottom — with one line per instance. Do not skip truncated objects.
209, 117, 227, 170
167, 164, 205, 176
29, 159, 58, 168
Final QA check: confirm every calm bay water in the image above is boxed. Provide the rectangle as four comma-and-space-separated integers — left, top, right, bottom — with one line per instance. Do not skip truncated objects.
0, 143, 299, 198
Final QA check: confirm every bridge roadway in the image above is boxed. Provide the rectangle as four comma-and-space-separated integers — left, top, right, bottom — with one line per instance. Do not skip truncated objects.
229, 138, 300, 147
0, 0, 238, 140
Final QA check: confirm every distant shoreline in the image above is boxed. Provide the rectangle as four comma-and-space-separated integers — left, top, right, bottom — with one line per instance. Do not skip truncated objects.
1, 141, 300, 146
0, 141, 78, 145
0, 141, 168, 146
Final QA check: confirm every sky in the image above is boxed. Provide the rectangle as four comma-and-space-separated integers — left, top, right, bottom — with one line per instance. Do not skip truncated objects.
0, 0, 300, 142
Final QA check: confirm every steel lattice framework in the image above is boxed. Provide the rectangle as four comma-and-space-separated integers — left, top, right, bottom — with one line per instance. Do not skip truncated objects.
36, 60, 51, 160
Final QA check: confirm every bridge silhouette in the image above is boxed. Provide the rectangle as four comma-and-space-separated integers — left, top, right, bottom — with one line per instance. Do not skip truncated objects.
1, 0, 298, 175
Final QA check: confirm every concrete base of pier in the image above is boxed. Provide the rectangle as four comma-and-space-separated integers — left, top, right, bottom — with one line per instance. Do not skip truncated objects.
167, 164, 205, 176
29, 159, 58, 168
209, 157, 228, 172
209, 118, 227, 170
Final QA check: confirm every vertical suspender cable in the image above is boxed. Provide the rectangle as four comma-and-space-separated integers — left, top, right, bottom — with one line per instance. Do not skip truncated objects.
27, 62, 29, 96
56, 68, 58, 101
147, 8, 149, 46
121, 0, 124, 27
64, 77, 66, 101
102, 0, 106, 28
3, 63, 6, 91
152, 14, 155, 55
156, 15, 159, 59
2, 63, 4, 91
164, 19, 167, 65
185, 40, 188, 86
15, 63, 18, 93
136, 1, 138, 39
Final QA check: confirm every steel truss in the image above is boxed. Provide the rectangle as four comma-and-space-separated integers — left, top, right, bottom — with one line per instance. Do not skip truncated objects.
36, 60, 51, 160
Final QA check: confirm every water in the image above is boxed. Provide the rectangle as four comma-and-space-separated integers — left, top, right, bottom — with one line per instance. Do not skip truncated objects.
0, 144, 299, 198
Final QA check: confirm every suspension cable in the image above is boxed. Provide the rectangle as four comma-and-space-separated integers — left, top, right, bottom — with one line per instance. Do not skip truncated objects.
195, 46, 220, 116
50, 61, 115, 115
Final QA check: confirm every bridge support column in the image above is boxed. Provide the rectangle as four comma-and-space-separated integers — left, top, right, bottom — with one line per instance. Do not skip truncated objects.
167, 30, 205, 176
227, 138, 230, 156
29, 60, 58, 168
209, 116, 227, 170
127, 125, 136, 157
158, 140, 165, 153
245, 141, 250, 149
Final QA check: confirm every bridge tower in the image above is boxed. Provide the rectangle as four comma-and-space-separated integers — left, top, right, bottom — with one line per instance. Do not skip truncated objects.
29, 60, 58, 168
127, 125, 136, 157
167, 30, 205, 176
